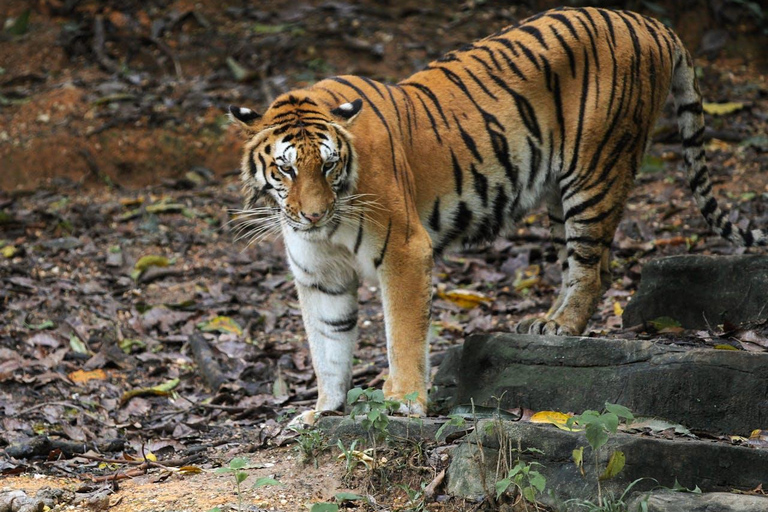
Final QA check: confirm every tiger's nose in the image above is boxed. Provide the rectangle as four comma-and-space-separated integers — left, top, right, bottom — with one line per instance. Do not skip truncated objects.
301, 210, 326, 224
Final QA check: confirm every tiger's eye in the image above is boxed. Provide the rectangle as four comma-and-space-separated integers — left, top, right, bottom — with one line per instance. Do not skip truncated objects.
322, 161, 336, 174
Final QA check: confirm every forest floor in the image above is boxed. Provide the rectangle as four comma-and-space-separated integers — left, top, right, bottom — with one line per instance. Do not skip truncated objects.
1, 0, 767, 511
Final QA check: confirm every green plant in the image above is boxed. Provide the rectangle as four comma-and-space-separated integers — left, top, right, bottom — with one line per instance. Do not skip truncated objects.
396, 482, 427, 512
294, 426, 327, 467
215, 457, 250, 512
495, 459, 547, 506
347, 387, 402, 468
566, 403, 635, 509
336, 438, 372, 474
435, 414, 467, 440
215, 457, 281, 512
566, 477, 649, 512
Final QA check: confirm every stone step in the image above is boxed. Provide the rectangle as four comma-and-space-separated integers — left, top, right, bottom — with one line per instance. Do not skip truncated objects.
622, 255, 768, 330
627, 491, 768, 512
430, 334, 768, 435
446, 420, 768, 506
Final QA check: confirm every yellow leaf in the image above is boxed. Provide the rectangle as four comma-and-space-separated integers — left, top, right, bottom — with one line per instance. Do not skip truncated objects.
178, 465, 203, 474
1, 245, 17, 258
714, 344, 738, 351
436, 288, 492, 309
145, 452, 157, 462
613, 302, 624, 316
134, 255, 170, 271
68, 369, 107, 383
750, 429, 767, 440
702, 102, 744, 116
530, 410, 574, 431
119, 197, 144, 207
198, 316, 244, 336
572, 446, 584, 475
513, 265, 541, 292
599, 451, 626, 480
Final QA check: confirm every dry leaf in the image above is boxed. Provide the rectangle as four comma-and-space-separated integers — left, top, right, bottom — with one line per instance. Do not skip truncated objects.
436, 287, 492, 309
68, 369, 107, 383
702, 102, 744, 116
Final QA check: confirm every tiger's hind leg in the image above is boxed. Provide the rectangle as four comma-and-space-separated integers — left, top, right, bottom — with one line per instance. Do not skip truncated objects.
516, 186, 569, 333
519, 163, 633, 336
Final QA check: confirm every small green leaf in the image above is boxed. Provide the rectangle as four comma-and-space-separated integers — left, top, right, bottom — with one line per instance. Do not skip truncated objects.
572, 446, 584, 468
585, 422, 609, 451
605, 403, 634, 423
69, 334, 89, 354
599, 451, 626, 480
228, 457, 249, 469
235, 471, 248, 484
25, 320, 55, 331
495, 478, 512, 498
310, 503, 339, 512
404, 391, 419, 402
347, 388, 365, 405
334, 492, 364, 503
154, 378, 180, 393
649, 316, 682, 331
253, 477, 282, 488
529, 471, 546, 492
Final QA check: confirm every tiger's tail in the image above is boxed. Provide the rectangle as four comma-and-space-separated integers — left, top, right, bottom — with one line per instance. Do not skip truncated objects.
671, 49, 767, 247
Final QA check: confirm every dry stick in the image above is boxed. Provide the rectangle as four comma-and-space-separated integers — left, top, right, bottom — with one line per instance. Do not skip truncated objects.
189, 332, 227, 391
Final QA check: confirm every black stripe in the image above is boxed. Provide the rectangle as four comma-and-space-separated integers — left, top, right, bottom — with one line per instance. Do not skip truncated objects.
568, 248, 601, 266
701, 197, 717, 218
413, 93, 442, 144
677, 102, 703, 116
487, 41, 527, 80
682, 126, 706, 148
451, 150, 464, 195
520, 25, 549, 50
454, 116, 483, 162
526, 136, 542, 189
559, 47, 591, 183
549, 25, 576, 78
435, 202, 473, 254
515, 41, 541, 70
400, 82, 450, 128
470, 164, 488, 207
563, 176, 618, 221
429, 198, 441, 232
720, 221, 732, 239
354, 212, 364, 254
321, 311, 358, 333
374, 219, 393, 268
743, 229, 754, 246
689, 166, 708, 191
597, 9, 617, 47
549, 12, 580, 40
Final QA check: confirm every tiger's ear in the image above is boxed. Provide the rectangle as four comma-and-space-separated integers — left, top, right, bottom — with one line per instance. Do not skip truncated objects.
228, 105, 262, 134
330, 99, 363, 125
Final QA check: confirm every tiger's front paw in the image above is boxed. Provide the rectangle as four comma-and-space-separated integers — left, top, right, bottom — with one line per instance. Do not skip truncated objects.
383, 382, 428, 417
515, 317, 578, 336
287, 409, 320, 430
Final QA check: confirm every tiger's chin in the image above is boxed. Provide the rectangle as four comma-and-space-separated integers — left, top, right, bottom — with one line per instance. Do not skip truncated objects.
286, 217, 340, 241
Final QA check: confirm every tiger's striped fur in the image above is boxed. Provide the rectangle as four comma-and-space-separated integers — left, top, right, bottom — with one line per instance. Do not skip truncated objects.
230, 7, 767, 421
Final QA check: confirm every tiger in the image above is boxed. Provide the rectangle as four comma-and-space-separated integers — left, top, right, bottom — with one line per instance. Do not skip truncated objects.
228, 6, 767, 424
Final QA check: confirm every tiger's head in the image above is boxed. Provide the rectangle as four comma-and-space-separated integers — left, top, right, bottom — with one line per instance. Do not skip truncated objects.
229, 94, 363, 238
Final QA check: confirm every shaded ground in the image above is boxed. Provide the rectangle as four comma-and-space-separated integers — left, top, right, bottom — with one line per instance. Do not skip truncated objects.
1, 0, 767, 510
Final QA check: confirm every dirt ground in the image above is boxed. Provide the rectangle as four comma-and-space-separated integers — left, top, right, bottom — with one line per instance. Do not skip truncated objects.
1, 0, 767, 510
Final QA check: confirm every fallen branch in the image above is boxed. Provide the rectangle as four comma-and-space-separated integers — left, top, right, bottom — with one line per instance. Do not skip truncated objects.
3, 436, 125, 459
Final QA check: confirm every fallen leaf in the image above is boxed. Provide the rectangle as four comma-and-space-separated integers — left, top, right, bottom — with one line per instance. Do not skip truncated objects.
599, 451, 625, 480
197, 316, 243, 336
714, 344, 739, 351
436, 287, 492, 309
1, 245, 17, 258
530, 411, 575, 431
68, 369, 107, 383
613, 302, 624, 316
513, 264, 541, 292
702, 102, 744, 116
649, 316, 682, 332
69, 334, 89, 355
134, 255, 170, 272
120, 378, 180, 405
